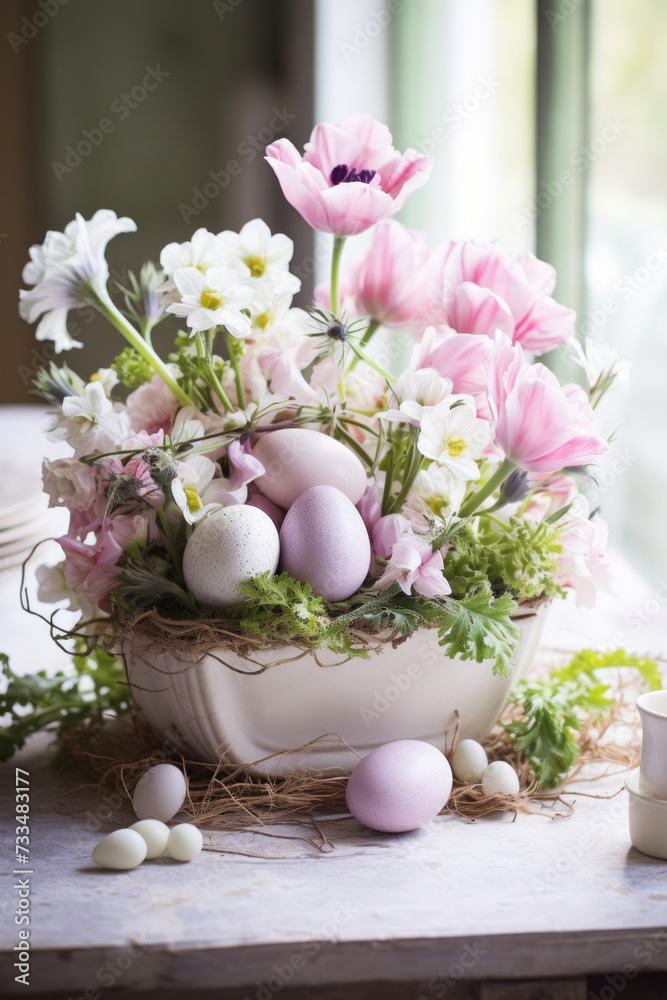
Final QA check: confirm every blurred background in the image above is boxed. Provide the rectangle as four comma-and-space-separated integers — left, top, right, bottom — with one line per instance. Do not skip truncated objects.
1, 0, 666, 583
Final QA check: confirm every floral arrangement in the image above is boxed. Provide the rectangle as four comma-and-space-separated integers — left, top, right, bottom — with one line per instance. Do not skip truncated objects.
22, 114, 624, 679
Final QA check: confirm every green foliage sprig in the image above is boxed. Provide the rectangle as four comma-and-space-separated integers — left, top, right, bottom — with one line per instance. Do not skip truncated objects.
505, 648, 662, 788
0, 648, 129, 763
444, 515, 565, 602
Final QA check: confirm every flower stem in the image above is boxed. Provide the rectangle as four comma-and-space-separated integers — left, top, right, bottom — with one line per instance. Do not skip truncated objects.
330, 236, 346, 316
458, 457, 517, 519
226, 332, 247, 409
388, 432, 423, 514
207, 361, 235, 414
95, 292, 194, 408
347, 338, 396, 384
334, 424, 373, 468
346, 318, 380, 374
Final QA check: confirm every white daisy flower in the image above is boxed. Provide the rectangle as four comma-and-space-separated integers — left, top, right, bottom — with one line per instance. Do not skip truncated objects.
19, 210, 136, 353
58, 382, 130, 456
410, 465, 467, 519
217, 218, 301, 294
381, 368, 453, 426
418, 398, 491, 481
158, 228, 239, 301
171, 455, 219, 524
166, 266, 255, 337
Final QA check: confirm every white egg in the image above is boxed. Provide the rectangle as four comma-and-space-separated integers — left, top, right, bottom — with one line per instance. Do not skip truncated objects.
451, 739, 489, 784
92, 829, 147, 870
129, 819, 170, 859
183, 505, 280, 608
167, 823, 203, 862
133, 763, 187, 822
481, 760, 520, 797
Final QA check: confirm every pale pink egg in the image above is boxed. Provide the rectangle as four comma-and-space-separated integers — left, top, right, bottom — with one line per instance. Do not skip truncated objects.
345, 740, 453, 832
279, 485, 370, 601
253, 428, 367, 509
246, 488, 285, 530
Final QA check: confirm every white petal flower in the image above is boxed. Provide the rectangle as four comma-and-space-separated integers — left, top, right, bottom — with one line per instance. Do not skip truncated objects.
167, 266, 255, 337
218, 218, 300, 289
91, 367, 119, 396
19, 210, 136, 352
35, 563, 80, 610
381, 368, 453, 426
410, 465, 467, 519
418, 399, 492, 481
171, 455, 219, 524
60, 382, 131, 456
571, 337, 631, 397
159, 228, 242, 300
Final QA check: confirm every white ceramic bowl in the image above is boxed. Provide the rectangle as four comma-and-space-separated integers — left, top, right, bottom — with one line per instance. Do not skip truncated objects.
626, 767, 667, 860
123, 606, 547, 777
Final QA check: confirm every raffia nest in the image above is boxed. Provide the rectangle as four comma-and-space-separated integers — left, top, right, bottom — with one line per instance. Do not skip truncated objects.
58, 674, 640, 829
99, 593, 548, 667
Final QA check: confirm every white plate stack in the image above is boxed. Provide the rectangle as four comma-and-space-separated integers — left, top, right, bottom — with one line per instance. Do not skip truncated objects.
0, 458, 51, 575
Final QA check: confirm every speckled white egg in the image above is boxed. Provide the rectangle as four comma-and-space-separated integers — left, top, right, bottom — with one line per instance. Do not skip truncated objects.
183, 505, 280, 608
92, 829, 147, 870
345, 740, 453, 833
481, 760, 520, 797
132, 763, 187, 822
167, 823, 203, 861
451, 739, 489, 784
279, 485, 371, 602
129, 819, 170, 859
254, 428, 368, 509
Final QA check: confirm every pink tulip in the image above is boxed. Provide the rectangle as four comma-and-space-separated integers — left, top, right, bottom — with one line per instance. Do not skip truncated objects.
126, 374, 179, 435
410, 325, 494, 397
372, 513, 413, 560
258, 349, 318, 403
489, 335, 609, 475
431, 240, 575, 353
340, 220, 433, 327
265, 115, 432, 237
557, 501, 615, 607
356, 481, 383, 536
524, 474, 578, 520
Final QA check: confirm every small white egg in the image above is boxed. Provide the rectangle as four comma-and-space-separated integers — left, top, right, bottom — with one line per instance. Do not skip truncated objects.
129, 819, 170, 859
481, 760, 520, 797
451, 739, 489, 784
133, 763, 187, 822
167, 823, 203, 862
92, 829, 147, 870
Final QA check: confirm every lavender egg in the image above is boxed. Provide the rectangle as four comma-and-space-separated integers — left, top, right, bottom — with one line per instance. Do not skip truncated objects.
254, 428, 367, 509
279, 485, 370, 602
346, 740, 453, 833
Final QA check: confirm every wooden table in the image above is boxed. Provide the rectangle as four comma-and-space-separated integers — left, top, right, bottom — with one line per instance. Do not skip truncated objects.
2, 750, 667, 1000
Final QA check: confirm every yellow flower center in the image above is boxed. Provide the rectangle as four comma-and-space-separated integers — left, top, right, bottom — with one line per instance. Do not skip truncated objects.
446, 437, 466, 458
201, 288, 224, 310
426, 497, 446, 517
183, 486, 202, 513
253, 311, 271, 330
244, 255, 266, 278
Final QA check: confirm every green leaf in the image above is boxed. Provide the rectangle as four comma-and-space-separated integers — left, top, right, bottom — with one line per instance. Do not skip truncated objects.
0, 649, 129, 763
232, 572, 332, 647
434, 583, 521, 678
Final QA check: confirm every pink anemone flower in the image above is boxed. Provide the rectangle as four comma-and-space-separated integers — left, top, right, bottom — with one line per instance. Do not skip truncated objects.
266, 115, 432, 237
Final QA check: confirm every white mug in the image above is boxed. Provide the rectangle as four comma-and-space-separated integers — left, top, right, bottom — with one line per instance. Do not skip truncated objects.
637, 690, 667, 800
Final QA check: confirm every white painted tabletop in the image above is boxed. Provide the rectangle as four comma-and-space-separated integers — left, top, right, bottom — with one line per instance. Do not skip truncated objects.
1, 759, 666, 995
2, 404, 667, 995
